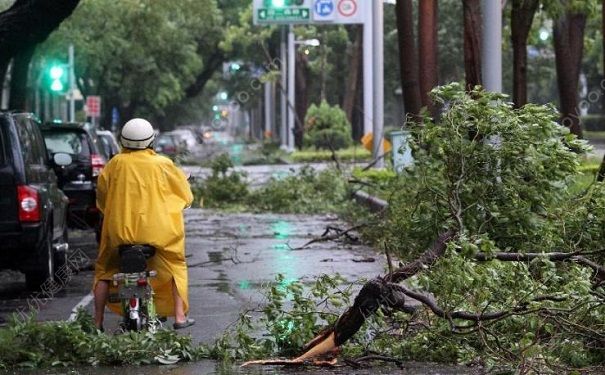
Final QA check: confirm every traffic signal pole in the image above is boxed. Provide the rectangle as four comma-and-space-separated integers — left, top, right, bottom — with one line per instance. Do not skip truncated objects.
287, 25, 296, 151
280, 26, 288, 147
68, 44, 75, 122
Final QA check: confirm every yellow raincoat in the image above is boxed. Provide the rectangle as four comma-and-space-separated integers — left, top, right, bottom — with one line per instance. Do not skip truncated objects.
94, 148, 193, 317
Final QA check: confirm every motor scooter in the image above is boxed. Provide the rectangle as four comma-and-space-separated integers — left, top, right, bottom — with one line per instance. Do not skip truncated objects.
111, 244, 160, 332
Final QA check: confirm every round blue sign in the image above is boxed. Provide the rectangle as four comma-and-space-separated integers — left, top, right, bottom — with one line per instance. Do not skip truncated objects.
315, 0, 334, 17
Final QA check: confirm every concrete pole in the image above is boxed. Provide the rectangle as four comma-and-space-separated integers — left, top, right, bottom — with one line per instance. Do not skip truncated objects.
280, 26, 288, 146
68, 44, 76, 122
481, 0, 502, 92
362, 7, 374, 136
264, 81, 273, 139
287, 25, 296, 150
372, 0, 384, 168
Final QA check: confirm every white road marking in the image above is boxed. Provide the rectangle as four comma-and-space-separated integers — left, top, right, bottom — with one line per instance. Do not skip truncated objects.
68, 292, 94, 321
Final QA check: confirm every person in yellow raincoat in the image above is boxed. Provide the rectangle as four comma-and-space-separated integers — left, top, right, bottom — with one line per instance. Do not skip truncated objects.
93, 118, 195, 330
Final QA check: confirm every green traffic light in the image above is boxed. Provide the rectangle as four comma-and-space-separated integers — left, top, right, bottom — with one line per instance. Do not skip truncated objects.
50, 66, 64, 79
51, 80, 64, 92
272, 0, 285, 7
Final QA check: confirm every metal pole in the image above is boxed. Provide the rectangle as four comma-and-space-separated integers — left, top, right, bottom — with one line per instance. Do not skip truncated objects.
287, 25, 295, 151
372, 0, 384, 168
264, 81, 272, 139
280, 26, 288, 147
362, 6, 374, 136
68, 44, 76, 122
482, 0, 502, 92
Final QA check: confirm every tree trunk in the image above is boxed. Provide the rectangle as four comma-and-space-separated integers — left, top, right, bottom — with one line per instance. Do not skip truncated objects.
9, 46, 35, 110
418, 0, 438, 114
553, 10, 587, 138
395, 0, 422, 120
185, 48, 224, 98
463, 0, 482, 90
0, 0, 80, 112
511, 0, 539, 108
343, 26, 362, 125
295, 50, 309, 149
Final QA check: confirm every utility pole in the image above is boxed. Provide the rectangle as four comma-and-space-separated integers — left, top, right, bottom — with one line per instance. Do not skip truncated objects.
372, 0, 384, 168
482, 0, 502, 92
287, 25, 296, 151
362, 5, 374, 136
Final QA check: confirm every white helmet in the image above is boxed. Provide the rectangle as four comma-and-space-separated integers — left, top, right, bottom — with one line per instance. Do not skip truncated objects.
120, 118, 155, 149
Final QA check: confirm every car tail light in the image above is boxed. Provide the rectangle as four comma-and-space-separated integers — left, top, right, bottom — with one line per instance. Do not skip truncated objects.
17, 185, 41, 222
137, 278, 147, 286
91, 154, 105, 177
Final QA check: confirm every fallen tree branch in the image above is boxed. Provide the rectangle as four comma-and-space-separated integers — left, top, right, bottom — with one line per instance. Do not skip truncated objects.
293, 224, 364, 250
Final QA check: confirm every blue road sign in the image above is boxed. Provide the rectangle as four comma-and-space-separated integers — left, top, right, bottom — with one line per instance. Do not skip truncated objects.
314, 0, 334, 17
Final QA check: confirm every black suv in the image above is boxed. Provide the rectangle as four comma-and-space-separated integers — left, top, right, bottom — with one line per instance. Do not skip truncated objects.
0, 112, 69, 289
40, 122, 107, 230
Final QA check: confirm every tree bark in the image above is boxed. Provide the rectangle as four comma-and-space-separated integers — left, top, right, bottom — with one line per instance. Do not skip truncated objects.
463, 0, 482, 90
395, 0, 422, 120
295, 50, 309, 149
511, 0, 539, 108
185, 48, 225, 98
418, 0, 438, 114
343, 26, 362, 125
553, 10, 587, 138
9, 46, 35, 110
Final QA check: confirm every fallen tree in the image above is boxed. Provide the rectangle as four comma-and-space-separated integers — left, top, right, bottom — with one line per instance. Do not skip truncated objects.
234, 84, 605, 372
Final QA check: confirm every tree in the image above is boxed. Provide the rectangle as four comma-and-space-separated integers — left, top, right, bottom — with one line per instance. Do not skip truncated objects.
395, 0, 422, 119
39, 0, 218, 126
510, 0, 540, 108
0, 0, 80, 108
552, 5, 587, 137
462, 0, 482, 90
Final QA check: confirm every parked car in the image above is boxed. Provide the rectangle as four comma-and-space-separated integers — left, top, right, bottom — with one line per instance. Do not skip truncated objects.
0, 111, 69, 289
155, 132, 185, 157
170, 128, 200, 150
96, 130, 121, 159
40, 122, 106, 230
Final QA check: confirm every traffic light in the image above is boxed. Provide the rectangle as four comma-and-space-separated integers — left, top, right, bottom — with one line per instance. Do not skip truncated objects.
48, 64, 67, 93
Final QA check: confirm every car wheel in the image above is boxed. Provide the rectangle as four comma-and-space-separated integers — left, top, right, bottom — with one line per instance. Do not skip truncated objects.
25, 235, 55, 291
53, 228, 68, 283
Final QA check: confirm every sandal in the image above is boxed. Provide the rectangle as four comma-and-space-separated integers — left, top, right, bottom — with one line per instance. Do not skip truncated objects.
173, 318, 195, 330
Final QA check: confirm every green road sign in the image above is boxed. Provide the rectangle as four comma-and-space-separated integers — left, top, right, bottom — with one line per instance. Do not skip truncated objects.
257, 7, 310, 23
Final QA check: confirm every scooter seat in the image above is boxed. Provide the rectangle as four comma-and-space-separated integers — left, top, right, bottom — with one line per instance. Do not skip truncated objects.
118, 244, 156, 273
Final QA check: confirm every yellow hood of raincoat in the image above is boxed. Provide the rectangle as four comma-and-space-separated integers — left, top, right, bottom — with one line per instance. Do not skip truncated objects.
94, 148, 193, 317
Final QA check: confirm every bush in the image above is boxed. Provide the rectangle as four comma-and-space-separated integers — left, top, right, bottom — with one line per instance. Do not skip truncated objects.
303, 100, 352, 150
247, 166, 349, 214
191, 154, 249, 208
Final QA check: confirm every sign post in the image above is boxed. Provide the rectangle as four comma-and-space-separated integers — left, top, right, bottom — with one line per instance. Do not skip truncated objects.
85, 96, 101, 126
253, 0, 376, 153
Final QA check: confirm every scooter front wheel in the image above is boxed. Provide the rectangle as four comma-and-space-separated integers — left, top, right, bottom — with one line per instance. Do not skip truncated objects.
127, 316, 142, 331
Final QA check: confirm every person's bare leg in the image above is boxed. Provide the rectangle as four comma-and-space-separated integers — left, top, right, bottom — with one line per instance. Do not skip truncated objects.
94, 280, 109, 329
172, 279, 186, 324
